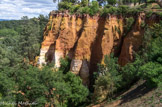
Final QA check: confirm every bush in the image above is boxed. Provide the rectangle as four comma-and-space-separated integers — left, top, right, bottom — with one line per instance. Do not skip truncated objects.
58, 2, 143, 16
141, 21, 146, 28
100, 7, 109, 16
138, 22, 162, 88
107, 6, 118, 14
146, 23, 162, 63
157, 12, 162, 18
0, 65, 89, 106
117, 5, 129, 15
139, 62, 162, 88
77, 6, 90, 14
81, 0, 89, 7
105, 4, 113, 8
107, 0, 117, 5
100, 6, 118, 16
94, 71, 114, 102
127, 7, 143, 16
100, 5, 142, 16
65, 72, 89, 106
0, 29, 18, 37
124, 17, 135, 34
70, 4, 80, 14
117, 5, 142, 16
59, 56, 71, 74
89, 1, 100, 16
48, 25, 51, 30
58, 2, 72, 10
121, 56, 143, 88
146, 11, 153, 18
94, 54, 122, 102
77, 1, 100, 16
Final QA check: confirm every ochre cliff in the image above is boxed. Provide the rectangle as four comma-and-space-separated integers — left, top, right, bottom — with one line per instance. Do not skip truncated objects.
118, 13, 145, 66
37, 11, 159, 85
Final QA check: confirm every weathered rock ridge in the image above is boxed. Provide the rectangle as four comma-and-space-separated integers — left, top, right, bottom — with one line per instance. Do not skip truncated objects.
37, 11, 160, 85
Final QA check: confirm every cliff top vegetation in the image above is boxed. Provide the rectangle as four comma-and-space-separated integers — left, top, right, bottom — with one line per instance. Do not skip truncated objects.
52, 0, 162, 16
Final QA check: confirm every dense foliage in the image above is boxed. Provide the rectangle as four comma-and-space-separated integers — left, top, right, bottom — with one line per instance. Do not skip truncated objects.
0, 16, 89, 106
139, 22, 162, 87
94, 54, 122, 102
93, 22, 162, 102
58, 1, 144, 16
0, 15, 48, 65
55, 0, 162, 16
0, 66, 89, 106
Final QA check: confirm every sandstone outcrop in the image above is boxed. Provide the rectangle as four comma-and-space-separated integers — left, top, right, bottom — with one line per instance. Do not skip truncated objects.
118, 13, 145, 66
37, 11, 159, 85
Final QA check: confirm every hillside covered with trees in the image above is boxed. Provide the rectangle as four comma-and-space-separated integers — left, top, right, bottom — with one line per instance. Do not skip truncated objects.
0, 0, 162, 107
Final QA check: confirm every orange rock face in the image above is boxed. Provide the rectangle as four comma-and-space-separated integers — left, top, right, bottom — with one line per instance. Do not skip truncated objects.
38, 11, 152, 85
118, 13, 145, 66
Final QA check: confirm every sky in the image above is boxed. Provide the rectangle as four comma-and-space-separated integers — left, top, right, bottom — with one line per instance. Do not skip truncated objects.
0, 0, 57, 20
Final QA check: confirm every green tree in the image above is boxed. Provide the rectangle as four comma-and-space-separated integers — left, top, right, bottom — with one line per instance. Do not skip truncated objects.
94, 54, 122, 102
0, 65, 89, 106
139, 62, 162, 87
121, 56, 143, 88
65, 72, 89, 106
107, 0, 117, 5
89, 1, 100, 15
19, 17, 48, 62
81, 0, 89, 6
138, 22, 162, 87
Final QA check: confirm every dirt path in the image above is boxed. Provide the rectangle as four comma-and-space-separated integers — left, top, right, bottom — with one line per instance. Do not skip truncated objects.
89, 80, 162, 107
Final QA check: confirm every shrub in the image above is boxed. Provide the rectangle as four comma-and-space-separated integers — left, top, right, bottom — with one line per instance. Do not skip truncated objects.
121, 56, 143, 88
146, 23, 162, 63
141, 21, 146, 28
65, 72, 89, 106
0, 29, 18, 37
146, 11, 153, 18
139, 62, 162, 88
89, 1, 100, 16
124, 17, 135, 34
48, 25, 51, 30
77, 1, 100, 16
105, 4, 113, 8
77, 6, 90, 14
58, 2, 72, 10
100, 7, 109, 16
94, 71, 114, 102
117, 5, 130, 16
100, 5, 143, 16
100, 6, 118, 16
138, 22, 162, 88
127, 7, 143, 16
107, 0, 117, 5
59, 56, 71, 74
157, 12, 162, 18
81, 0, 89, 7
94, 54, 122, 102
107, 6, 118, 14
0, 65, 89, 106
70, 4, 80, 14
117, 5, 142, 16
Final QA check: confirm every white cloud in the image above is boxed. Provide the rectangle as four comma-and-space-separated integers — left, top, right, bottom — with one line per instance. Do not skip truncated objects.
0, 0, 57, 19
